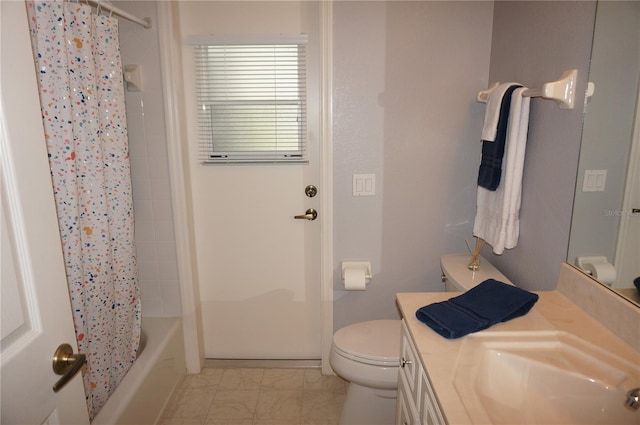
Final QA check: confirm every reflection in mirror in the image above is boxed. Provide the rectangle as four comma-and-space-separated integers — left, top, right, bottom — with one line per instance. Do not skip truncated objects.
568, 1, 640, 305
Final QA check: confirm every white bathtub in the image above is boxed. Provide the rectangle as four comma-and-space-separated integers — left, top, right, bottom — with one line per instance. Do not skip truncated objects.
92, 317, 186, 425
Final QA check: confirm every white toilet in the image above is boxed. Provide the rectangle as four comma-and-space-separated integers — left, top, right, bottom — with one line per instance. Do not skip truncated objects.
330, 253, 513, 425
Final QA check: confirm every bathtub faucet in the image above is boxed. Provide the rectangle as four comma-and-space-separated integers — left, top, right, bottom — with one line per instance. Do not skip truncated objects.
625, 387, 640, 411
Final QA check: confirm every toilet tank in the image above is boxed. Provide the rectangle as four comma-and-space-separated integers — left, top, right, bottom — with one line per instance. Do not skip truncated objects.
440, 253, 513, 292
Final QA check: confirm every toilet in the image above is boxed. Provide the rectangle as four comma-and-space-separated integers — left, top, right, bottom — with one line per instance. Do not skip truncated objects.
439, 253, 513, 292
330, 253, 513, 425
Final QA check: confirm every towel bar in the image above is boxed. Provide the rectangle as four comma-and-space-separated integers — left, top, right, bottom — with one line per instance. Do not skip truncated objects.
477, 69, 578, 110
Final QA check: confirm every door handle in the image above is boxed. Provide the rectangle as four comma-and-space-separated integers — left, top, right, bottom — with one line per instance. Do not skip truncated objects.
52, 343, 86, 393
294, 208, 318, 221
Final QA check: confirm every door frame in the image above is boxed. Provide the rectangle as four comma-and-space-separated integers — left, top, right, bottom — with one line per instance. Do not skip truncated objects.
613, 72, 640, 289
157, 1, 335, 374
318, 0, 335, 375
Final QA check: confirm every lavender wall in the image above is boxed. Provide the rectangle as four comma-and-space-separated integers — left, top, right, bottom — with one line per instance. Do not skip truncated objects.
333, 1, 494, 329
114, 0, 598, 332
484, 1, 597, 291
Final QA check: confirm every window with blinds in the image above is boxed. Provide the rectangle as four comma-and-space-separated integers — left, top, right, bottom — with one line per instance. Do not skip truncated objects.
191, 35, 308, 164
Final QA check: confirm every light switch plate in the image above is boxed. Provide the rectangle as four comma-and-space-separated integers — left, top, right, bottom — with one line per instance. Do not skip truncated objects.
353, 174, 375, 196
583, 169, 607, 192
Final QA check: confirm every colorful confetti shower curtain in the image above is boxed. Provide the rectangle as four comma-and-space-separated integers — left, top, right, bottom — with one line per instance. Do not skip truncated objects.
27, 0, 141, 419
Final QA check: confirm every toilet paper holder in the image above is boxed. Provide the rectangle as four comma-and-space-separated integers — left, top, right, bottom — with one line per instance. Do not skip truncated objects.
575, 255, 617, 285
575, 255, 609, 275
341, 261, 372, 283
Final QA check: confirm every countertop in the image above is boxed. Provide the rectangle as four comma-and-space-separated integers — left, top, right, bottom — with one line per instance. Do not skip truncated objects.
396, 290, 640, 424
618, 287, 640, 305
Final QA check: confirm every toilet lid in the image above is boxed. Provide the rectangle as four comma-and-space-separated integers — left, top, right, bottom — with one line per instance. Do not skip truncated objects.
333, 320, 401, 365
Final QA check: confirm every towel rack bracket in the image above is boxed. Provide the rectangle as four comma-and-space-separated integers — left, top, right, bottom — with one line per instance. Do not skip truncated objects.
476, 82, 499, 104
540, 69, 577, 110
477, 69, 579, 110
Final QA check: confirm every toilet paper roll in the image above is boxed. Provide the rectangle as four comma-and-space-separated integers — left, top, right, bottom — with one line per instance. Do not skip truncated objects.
584, 262, 617, 285
344, 267, 367, 290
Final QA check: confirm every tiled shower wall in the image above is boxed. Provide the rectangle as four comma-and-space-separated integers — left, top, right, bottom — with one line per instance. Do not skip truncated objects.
117, 1, 181, 317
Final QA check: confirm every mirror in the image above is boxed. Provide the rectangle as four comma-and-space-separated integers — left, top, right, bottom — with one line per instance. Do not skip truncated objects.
568, 1, 640, 305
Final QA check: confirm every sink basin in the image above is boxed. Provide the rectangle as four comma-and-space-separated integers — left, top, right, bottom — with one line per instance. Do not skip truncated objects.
454, 331, 640, 424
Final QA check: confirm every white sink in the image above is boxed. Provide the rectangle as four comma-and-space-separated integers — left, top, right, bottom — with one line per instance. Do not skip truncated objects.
454, 331, 640, 424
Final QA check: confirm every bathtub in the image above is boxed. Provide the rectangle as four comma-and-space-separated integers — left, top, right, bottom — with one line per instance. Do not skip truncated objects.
92, 317, 186, 425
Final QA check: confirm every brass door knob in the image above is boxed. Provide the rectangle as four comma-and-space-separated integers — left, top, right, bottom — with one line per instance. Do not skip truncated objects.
294, 208, 318, 221
52, 343, 86, 393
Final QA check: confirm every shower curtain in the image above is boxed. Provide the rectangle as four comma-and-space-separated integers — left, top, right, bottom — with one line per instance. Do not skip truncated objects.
27, 0, 141, 419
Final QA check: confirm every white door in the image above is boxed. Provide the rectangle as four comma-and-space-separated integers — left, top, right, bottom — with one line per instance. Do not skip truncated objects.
180, 1, 323, 359
0, 2, 89, 424
199, 163, 321, 360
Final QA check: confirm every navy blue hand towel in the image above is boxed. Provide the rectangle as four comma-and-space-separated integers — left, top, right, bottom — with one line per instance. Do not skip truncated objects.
415, 279, 538, 339
477, 85, 521, 191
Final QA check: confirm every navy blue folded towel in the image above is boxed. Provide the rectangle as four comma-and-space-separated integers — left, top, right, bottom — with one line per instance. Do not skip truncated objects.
477, 84, 521, 191
415, 279, 538, 339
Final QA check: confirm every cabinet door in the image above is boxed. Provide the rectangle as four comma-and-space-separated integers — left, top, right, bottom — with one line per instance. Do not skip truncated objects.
420, 371, 446, 425
396, 370, 420, 425
400, 321, 420, 404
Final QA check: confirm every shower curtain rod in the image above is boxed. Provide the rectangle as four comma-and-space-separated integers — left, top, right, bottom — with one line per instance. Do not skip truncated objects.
84, 0, 152, 29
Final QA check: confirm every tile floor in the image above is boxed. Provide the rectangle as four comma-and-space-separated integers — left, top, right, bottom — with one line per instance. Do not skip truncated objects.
159, 367, 348, 425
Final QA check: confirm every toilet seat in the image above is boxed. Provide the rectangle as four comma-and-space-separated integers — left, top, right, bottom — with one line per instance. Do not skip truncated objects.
332, 320, 401, 367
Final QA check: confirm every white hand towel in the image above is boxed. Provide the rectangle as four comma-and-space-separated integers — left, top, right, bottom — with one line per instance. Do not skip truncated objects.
481, 82, 518, 142
474, 87, 530, 254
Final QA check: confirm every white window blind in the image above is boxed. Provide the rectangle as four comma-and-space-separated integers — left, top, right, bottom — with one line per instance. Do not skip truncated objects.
190, 35, 308, 164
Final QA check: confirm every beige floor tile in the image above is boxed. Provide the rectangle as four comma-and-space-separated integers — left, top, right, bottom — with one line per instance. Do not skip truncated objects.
158, 418, 204, 425
301, 420, 340, 425
161, 367, 348, 425
301, 389, 345, 424
207, 389, 260, 420
261, 368, 305, 390
254, 389, 302, 421
303, 369, 347, 393
204, 419, 254, 425
218, 368, 265, 391
183, 368, 225, 389
253, 421, 302, 425
162, 388, 216, 420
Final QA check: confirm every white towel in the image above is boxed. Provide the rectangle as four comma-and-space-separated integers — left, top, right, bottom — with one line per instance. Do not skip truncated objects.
481, 82, 519, 142
474, 87, 530, 254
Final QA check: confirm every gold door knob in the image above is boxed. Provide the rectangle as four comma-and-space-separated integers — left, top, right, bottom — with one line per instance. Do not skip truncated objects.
52, 343, 86, 393
294, 208, 318, 221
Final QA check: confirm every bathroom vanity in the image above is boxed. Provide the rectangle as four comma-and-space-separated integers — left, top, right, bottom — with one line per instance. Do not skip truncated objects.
397, 319, 446, 425
395, 264, 640, 424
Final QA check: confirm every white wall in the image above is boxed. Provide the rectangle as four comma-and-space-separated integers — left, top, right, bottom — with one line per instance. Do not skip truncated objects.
117, 1, 182, 316
332, 1, 494, 330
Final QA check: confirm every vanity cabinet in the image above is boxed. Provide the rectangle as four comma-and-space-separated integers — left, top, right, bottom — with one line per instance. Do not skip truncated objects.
396, 320, 446, 425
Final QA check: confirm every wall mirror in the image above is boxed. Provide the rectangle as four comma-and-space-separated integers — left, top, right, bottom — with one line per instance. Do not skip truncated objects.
567, 1, 640, 305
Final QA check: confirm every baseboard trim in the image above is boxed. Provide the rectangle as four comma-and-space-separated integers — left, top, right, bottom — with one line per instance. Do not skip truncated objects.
203, 358, 322, 369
